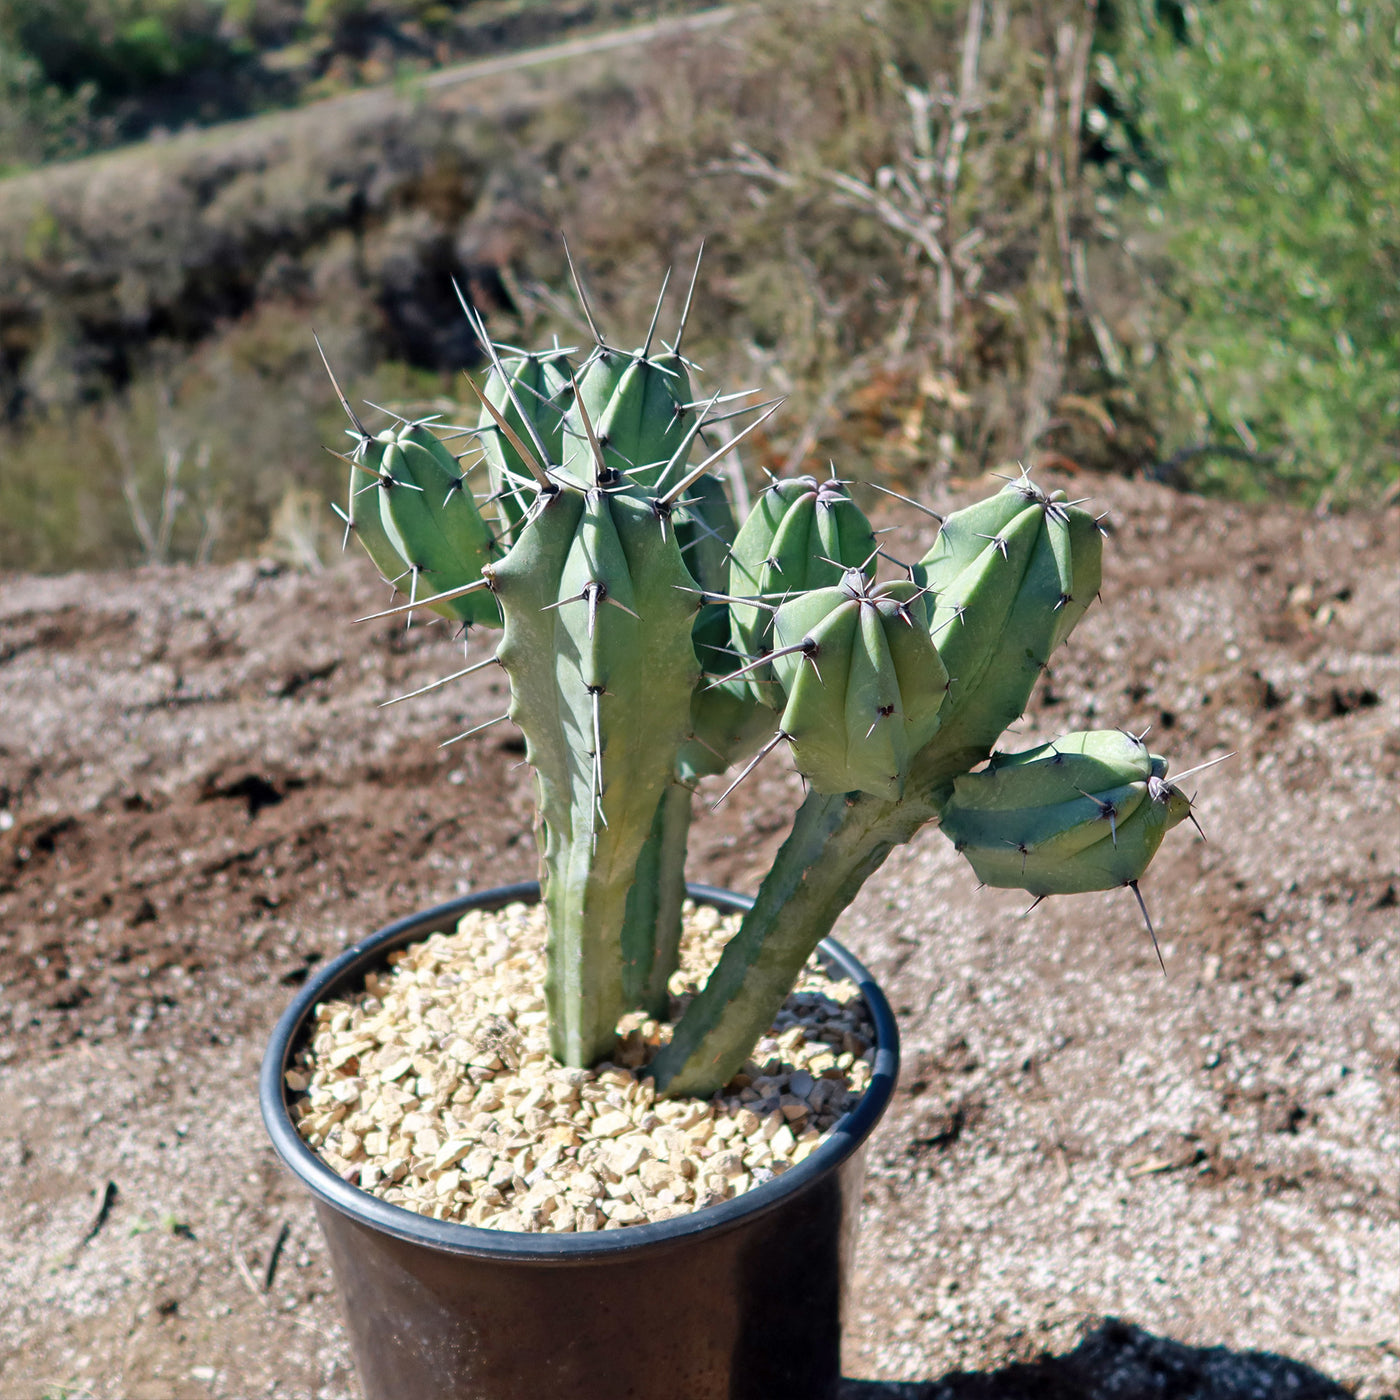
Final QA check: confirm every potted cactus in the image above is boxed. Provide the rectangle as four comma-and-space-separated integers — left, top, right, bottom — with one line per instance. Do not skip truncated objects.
261, 258, 1209, 1400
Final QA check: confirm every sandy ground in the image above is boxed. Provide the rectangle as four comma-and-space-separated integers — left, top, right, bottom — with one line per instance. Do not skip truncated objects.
0, 472, 1395, 1399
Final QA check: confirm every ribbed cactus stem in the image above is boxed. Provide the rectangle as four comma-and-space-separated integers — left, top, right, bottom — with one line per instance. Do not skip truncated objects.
651, 786, 934, 1097
620, 781, 695, 1018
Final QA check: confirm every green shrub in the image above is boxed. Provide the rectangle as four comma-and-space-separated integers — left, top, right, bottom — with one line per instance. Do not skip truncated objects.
1096, 0, 1400, 504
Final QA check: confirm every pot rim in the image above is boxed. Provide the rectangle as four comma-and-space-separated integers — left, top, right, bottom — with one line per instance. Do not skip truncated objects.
260, 881, 898, 1263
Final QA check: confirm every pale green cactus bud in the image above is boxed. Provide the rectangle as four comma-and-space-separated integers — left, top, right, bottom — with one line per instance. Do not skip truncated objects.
914, 477, 1102, 776
562, 346, 695, 490
375, 424, 502, 626
767, 572, 948, 800
940, 729, 1192, 896
726, 477, 877, 706
341, 435, 413, 588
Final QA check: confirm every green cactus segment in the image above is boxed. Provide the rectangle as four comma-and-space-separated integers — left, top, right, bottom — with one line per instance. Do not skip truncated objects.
619, 781, 695, 1018
652, 786, 925, 1097
374, 425, 502, 626
489, 486, 700, 1066
726, 478, 877, 705
940, 729, 1191, 894
916, 482, 1100, 774
1046, 502, 1105, 650
344, 438, 412, 587
563, 347, 695, 490
478, 352, 574, 544
769, 574, 948, 800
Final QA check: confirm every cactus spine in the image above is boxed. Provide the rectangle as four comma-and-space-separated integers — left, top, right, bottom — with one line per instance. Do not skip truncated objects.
322, 259, 1215, 1093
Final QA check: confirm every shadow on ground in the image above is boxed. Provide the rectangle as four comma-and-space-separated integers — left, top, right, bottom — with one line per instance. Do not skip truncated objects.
840, 1319, 1356, 1399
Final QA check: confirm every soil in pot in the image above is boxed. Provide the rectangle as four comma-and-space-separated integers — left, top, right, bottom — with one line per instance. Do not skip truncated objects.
287, 896, 878, 1233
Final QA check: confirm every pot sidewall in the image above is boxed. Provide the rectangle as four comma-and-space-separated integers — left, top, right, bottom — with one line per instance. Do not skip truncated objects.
260, 883, 900, 1400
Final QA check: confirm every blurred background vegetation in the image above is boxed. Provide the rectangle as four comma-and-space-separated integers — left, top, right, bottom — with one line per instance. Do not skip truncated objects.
1, 0, 1395, 571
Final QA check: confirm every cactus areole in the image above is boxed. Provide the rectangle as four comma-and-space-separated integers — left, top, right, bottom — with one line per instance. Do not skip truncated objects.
320, 255, 1214, 1099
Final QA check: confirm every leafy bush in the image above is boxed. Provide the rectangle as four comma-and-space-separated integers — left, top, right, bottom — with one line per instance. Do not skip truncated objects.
1095, 0, 1400, 503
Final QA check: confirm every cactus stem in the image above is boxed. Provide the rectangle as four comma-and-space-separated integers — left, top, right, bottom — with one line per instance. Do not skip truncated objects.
656, 399, 785, 508
354, 574, 493, 623
313, 333, 369, 440
379, 654, 501, 707
865, 481, 945, 521
672, 240, 704, 357
439, 713, 511, 747
642, 266, 673, 357
1126, 880, 1167, 975
711, 729, 790, 808
561, 236, 607, 347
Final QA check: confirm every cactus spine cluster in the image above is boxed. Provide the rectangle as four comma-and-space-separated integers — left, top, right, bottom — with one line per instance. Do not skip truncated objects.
323, 257, 1208, 1098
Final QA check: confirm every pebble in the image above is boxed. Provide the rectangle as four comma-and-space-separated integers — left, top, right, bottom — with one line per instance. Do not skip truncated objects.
292, 900, 876, 1234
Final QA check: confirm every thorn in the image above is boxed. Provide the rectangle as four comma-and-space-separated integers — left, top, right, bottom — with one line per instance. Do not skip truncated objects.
461, 373, 550, 487
651, 390, 724, 493
674, 585, 778, 612
453, 280, 556, 475
674, 240, 704, 356
362, 400, 415, 425
589, 687, 607, 835
570, 373, 611, 486
864, 704, 896, 739
642, 266, 672, 358
708, 638, 813, 688
313, 333, 369, 439
711, 729, 788, 808
1166, 752, 1235, 785
379, 655, 501, 707
330, 500, 353, 551
355, 575, 492, 622
1076, 788, 1118, 845
1126, 880, 1167, 976
657, 398, 785, 508
561, 235, 606, 346
605, 593, 640, 620
973, 531, 1010, 559
866, 482, 945, 521
322, 445, 383, 480
1022, 894, 1047, 915
439, 713, 511, 747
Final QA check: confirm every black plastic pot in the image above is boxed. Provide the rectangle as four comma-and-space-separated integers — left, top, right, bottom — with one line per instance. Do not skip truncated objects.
261, 882, 899, 1400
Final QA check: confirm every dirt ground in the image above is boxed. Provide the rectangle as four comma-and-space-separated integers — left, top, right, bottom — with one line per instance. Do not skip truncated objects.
0, 472, 1395, 1399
